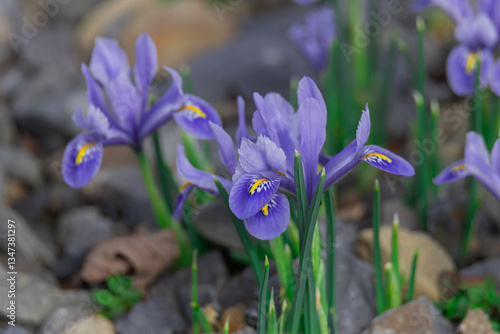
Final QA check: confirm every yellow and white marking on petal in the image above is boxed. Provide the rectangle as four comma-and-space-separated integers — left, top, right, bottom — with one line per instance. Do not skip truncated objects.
249, 178, 269, 194
451, 164, 467, 173
262, 204, 269, 216
361, 152, 392, 164
178, 182, 193, 193
178, 105, 207, 119
75, 142, 98, 165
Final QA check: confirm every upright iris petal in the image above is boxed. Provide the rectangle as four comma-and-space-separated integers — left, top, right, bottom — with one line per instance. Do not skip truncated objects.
455, 14, 498, 50
89, 37, 130, 86
62, 132, 104, 189
236, 96, 251, 146
210, 122, 237, 175
134, 33, 158, 110
244, 193, 291, 240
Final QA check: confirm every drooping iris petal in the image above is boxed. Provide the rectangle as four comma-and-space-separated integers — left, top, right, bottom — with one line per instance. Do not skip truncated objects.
446, 46, 493, 96
134, 33, 158, 110
138, 67, 184, 140
492, 139, 500, 175
107, 78, 141, 133
176, 145, 232, 194
244, 193, 290, 240
455, 14, 498, 49
210, 122, 237, 175
62, 132, 104, 189
237, 136, 287, 178
433, 160, 470, 184
173, 183, 195, 220
292, 0, 318, 4
298, 98, 326, 200
324, 140, 359, 189
89, 37, 129, 86
81, 64, 109, 117
173, 94, 222, 140
236, 96, 250, 146
356, 105, 371, 150
289, 6, 336, 72
229, 173, 280, 219
297, 76, 327, 114
412, 0, 472, 22
360, 145, 415, 177
464, 132, 500, 201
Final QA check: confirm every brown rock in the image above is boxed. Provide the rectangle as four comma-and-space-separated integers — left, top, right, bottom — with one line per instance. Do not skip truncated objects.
220, 304, 248, 332
62, 314, 115, 334
457, 309, 499, 334
76, 0, 241, 67
364, 297, 454, 334
356, 226, 455, 300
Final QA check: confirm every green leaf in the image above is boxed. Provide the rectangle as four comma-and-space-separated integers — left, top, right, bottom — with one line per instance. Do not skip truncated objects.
324, 188, 339, 334
278, 299, 289, 334
407, 249, 419, 302
257, 256, 270, 334
267, 288, 278, 334
385, 263, 402, 309
390, 214, 402, 303
373, 180, 386, 314
270, 236, 294, 303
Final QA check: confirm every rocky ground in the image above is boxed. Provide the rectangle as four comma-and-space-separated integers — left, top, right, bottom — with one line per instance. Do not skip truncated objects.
0, 0, 500, 333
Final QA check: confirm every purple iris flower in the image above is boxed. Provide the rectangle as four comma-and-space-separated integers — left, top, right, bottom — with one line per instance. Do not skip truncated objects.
434, 131, 500, 201
175, 77, 414, 240
62, 34, 221, 188
291, 0, 318, 4
289, 6, 336, 72
413, 0, 498, 96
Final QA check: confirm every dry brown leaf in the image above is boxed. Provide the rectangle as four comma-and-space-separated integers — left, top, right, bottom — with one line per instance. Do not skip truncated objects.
81, 230, 179, 289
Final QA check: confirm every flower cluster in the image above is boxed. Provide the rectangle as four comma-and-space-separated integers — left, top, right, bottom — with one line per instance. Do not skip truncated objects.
175, 77, 415, 240
413, 0, 500, 96
434, 131, 500, 201
62, 34, 221, 188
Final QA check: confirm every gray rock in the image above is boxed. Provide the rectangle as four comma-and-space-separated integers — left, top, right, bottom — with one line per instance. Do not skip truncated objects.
0, 326, 32, 334
460, 257, 500, 291
233, 328, 256, 334
190, 6, 315, 104
191, 200, 244, 251
0, 204, 56, 267
90, 165, 155, 228
11, 67, 82, 138
0, 264, 92, 327
336, 248, 377, 334
362, 297, 454, 334
115, 299, 187, 334
382, 198, 421, 231
178, 283, 218, 318
0, 66, 23, 98
0, 146, 42, 187
57, 207, 115, 258
318, 218, 359, 253
38, 306, 97, 334
0, 102, 15, 144
219, 266, 258, 310
149, 250, 229, 313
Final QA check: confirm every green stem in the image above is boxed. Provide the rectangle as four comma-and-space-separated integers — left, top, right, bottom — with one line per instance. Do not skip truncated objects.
257, 257, 270, 334
373, 180, 386, 314
407, 249, 419, 302
325, 188, 339, 334
390, 215, 402, 306
135, 150, 191, 266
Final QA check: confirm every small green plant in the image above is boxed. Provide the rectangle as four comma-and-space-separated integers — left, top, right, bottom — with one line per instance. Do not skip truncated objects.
435, 276, 500, 330
92, 274, 143, 319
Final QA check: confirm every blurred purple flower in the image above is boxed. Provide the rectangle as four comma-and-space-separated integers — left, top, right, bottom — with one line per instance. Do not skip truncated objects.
62, 34, 222, 188
289, 6, 336, 72
434, 132, 500, 201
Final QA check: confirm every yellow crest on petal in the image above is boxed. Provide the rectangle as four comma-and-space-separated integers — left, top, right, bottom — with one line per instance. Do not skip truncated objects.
451, 164, 467, 172
361, 152, 393, 163
249, 178, 269, 194
178, 105, 207, 119
466, 52, 478, 74
262, 204, 269, 216
75, 143, 98, 165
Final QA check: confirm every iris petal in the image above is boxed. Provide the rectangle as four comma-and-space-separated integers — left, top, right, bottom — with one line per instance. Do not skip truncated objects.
356, 105, 371, 150
89, 37, 129, 86
138, 67, 184, 140
62, 132, 104, 189
434, 160, 470, 184
229, 173, 280, 219
236, 96, 251, 146
210, 122, 237, 175
173, 94, 222, 140
134, 33, 158, 111
237, 136, 287, 178
361, 145, 415, 177
173, 183, 195, 220
244, 193, 290, 240
492, 139, 500, 175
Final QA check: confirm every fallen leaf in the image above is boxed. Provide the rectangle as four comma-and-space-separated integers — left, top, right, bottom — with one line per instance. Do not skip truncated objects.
81, 230, 179, 290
